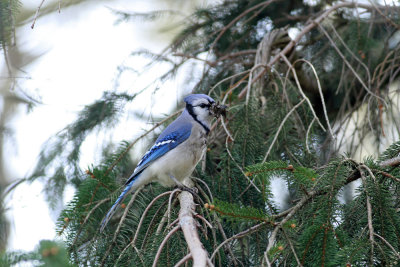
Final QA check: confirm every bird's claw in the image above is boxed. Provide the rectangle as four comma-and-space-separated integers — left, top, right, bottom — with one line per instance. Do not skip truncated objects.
177, 185, 198, 196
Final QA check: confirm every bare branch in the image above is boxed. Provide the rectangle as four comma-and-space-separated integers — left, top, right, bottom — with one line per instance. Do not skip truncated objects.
31, 0, 46, 29
179, 180, 211, 267
211, 222, 267, 260
280, 54, 326, 132
317, 22, 387, 107
293, 59, 335, 138
379, 156, 400, 167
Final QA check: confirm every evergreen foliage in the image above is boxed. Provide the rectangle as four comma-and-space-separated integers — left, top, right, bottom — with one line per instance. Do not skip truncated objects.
2, 0, 400, 266
0, 0, 20, 49
0, 240, 73, 267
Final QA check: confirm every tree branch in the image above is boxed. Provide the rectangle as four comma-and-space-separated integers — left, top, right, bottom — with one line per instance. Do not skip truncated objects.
179, 180, 211, 267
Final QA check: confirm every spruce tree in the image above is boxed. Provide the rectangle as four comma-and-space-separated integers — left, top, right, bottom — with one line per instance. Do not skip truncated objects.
2, 0, 400, 266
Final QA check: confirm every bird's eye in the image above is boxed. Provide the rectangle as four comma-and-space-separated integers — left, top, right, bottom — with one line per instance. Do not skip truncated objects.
199, 103, 208, 108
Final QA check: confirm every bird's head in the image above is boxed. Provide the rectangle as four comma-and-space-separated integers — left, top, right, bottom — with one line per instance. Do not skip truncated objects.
184, 94, 227, 124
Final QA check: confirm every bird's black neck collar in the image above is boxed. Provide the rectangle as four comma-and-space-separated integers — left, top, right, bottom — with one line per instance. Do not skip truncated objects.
186, 104, 210, 135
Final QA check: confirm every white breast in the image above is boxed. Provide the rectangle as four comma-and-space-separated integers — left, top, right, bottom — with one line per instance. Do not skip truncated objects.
145, 123, 207, 187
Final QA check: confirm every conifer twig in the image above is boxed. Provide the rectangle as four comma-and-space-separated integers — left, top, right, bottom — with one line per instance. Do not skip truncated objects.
213, 214, 239, 266
71, 198, 109, 245
196, 180, 239, 266
225, 136, 261, 192
115, 243, 144, 267
263, 190, 318, 265
373, 233, 400, 260
156, 201, 178, 235
211, 222, 267, 260
210, 205, 298, 261
193, 177, 214, 203
100, 189, 141, 266
168, 188, 181, 229
112, 191, 173, 264
194, 214, 213, 230
281, 228, 302, 266
209, 69, 251, 97
358, 168, 375, 266
246, 64, 269, 106
374, 170, 400, 183
132, 191, 173, 246
143, 198, 171, 246
152, 225, 181, 267
262, 99, 306, 162
305, 117, 316, 154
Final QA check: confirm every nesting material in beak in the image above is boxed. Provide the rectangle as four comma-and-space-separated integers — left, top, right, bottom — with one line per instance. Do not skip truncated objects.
211, 102, 227, 118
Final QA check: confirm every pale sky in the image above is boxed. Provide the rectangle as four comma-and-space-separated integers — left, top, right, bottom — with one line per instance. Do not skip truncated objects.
4, 0, 194, 252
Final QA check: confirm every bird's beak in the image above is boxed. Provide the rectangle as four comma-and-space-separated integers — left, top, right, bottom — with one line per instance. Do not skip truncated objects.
211, 102, 227, 118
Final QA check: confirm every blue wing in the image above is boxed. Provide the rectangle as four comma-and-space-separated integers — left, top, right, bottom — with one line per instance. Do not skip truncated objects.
100, 120, 192, 232
125, 123, 192, 185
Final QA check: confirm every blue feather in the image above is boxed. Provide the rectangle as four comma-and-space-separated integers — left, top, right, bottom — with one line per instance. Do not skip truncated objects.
100, 123, 192, 231
100, 177, 138, 232
125, 124, 192, 185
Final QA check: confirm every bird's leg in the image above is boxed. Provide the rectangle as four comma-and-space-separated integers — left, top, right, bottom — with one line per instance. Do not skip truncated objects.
168, 174, 198, 195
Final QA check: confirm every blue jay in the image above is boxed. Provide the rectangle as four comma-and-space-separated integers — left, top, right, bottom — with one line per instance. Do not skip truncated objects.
100, 94, 227, 231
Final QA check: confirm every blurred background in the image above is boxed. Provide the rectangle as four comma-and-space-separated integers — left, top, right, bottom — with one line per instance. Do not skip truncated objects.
1, 0, 204, 253
1, 0, 400, 265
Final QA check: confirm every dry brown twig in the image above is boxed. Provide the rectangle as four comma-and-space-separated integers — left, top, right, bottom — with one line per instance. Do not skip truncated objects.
31, 0, 46, 29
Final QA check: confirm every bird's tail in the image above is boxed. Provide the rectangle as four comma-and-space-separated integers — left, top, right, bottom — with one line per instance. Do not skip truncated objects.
100, 180, 135, 232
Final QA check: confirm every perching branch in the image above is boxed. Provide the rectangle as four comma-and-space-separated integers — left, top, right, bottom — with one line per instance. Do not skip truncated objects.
178, 180, 212, 267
